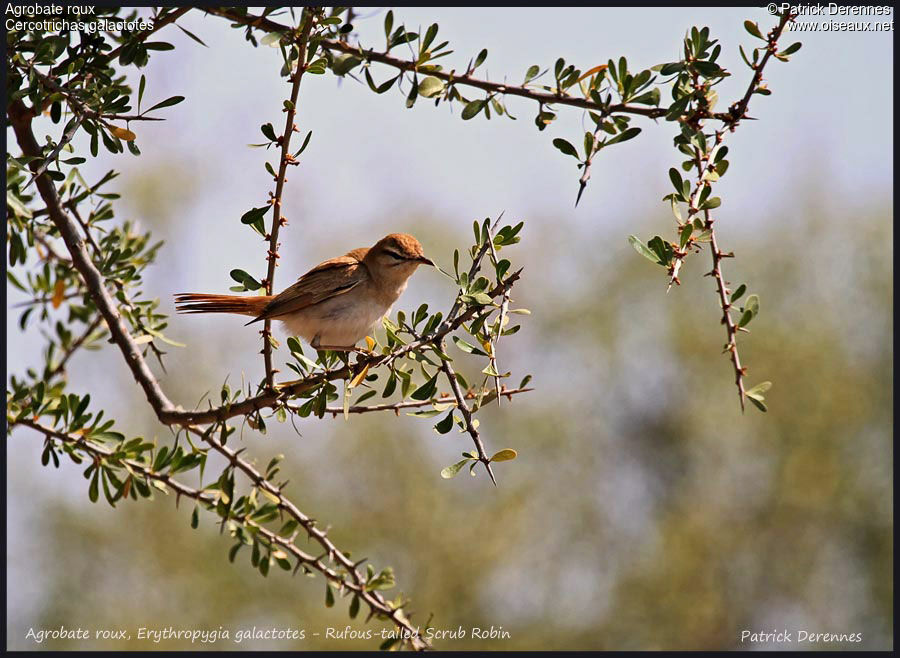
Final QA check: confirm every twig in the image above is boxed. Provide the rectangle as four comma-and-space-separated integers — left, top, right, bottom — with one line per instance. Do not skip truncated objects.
9, 104, 429, 648
723, 12, 794, 130
575, 117, 610, 207
23, 114, 83, 190
483, 222, 506, 405
52, 7, 192, 87
181, 423, 428, 649
14, 418, 429, 651
46, 316, 106, 380
262, 8, 317, 390
204, 8, 746, 123
664, 12, 792, 410
439, 355, 497, 485
304, 386, 533, 417
9, 99, 175, 415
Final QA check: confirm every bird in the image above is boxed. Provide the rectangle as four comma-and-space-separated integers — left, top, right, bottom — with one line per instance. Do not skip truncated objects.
174, 233, 434, 351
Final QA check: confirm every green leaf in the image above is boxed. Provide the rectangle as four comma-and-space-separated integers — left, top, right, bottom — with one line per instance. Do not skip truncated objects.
88, 468, 99, 503
606, 126, 641, 146
744, 20, 764, 40
229, 269, 262, 291
261, 123, 277, 141
745, 381, 772, 399
552, 138, 579, 159
241, 205, 270, 224
332, 54, 362, 76
434, 411, 455, 434
325, 584, 335, 607
628, 235, 662, 265
145, 95, 185, 113
669, 168, 684, 197
421, 23, 439, 52
367, 567, 395, 590
745, 380, 771, 413
405, 76, 419, 108
306, 58, 328, 75
138, 74, 146, 110
473, 48, 488, 69
6, 192, 32, 219
490, 449, 517, 462
679, 223, 693, 248
781, 42, 802, 56
441, 459, 472, 479
295, 131, 313, 157
410, 374, 439, 401
739, 294, 760, 327
418, 76, 444, 98
747, 396, 768, 412
461, 99, 485, 120
655, 62, 683, 76
647, 236, 672, 266
731, 284, 746, 303
452, 336, 487, 356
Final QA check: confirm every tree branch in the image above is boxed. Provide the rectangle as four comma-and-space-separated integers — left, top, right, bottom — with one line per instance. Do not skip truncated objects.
8, 103, 430, 650
203, 7, 743, 123
305, 386, 533, 417
262, 8, 317, 390
46, 315, 106, 381
439, 355, 497, 485
9, 100, 175, 416
14, 418, 429, 651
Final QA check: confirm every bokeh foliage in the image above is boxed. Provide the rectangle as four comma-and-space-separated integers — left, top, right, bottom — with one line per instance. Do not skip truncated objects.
7, 194, 891, 650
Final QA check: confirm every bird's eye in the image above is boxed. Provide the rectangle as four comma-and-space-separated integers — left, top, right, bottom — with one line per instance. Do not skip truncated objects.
385, 250, 405, 260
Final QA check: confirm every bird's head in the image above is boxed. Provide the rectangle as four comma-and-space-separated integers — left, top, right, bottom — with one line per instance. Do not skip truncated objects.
365, 233, 434, 282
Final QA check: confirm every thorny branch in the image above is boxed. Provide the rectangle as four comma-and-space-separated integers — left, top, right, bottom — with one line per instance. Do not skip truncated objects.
700, 12, 793, 411
440, 355, 497, 485
204, 7, 748, 125
262, 8, 317, 390
301, 386, 533, 417
56, 7, 192, 88
46, 315, 106, 381
8, 98, 433, 651
18, 419, 429, 651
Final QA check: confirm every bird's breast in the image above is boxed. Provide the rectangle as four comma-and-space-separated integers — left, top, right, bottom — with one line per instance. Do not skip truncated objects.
277, 290, 396, 347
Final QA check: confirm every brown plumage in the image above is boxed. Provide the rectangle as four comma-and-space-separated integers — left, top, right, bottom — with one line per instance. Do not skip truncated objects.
174, 233, 433, 350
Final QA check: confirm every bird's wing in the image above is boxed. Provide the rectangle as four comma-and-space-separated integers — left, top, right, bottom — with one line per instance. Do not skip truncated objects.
256, 252, 368, 320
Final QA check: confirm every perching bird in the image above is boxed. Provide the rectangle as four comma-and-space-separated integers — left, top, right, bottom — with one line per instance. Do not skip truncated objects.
175, 233, 434, 351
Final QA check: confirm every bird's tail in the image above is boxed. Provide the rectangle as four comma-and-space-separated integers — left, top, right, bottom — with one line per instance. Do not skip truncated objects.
174, 293, 272, 317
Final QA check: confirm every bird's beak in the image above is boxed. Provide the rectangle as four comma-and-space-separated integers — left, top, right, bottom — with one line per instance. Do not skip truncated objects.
418, 256, 435, 266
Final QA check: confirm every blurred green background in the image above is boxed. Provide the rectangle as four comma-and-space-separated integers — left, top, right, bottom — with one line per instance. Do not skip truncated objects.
6, 6, 893, 651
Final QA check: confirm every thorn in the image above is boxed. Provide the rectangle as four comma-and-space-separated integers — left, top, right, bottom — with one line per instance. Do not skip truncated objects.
575, 181, 587, 207
484, 460, 497, 487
